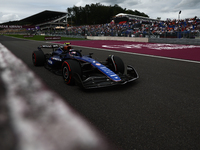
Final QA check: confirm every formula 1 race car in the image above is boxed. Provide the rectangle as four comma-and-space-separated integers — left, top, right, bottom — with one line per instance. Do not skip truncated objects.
32, 44, 139, 89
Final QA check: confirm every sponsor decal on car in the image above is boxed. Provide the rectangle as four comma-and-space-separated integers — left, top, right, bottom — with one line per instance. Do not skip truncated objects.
96, 63, 101, 66
52, 57, 62, 61
100, 67, 121, 81
48, 60, 53, 64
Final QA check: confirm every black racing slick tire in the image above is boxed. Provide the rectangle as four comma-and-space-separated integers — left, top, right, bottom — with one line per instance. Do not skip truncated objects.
62, 60, 82, 85
32, 51, 45, 66
106, 55, 125, 74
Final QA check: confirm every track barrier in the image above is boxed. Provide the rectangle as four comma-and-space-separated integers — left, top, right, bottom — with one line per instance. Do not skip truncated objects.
86, 36, 200, 45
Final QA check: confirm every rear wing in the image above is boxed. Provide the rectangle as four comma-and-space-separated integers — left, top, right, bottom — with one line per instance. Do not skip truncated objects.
38, 44, 60, 51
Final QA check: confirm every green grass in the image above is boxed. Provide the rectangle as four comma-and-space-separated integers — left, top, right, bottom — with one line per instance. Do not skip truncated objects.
5, 34, 86, 41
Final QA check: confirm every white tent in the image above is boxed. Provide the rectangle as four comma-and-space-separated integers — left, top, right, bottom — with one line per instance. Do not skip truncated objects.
55, 26, 65, 29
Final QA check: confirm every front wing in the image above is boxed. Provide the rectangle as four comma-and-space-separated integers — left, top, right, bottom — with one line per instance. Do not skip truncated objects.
73, 65, 139, 89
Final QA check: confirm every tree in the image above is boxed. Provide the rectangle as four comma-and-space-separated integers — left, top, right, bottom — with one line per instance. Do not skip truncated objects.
67, 3, 149, 26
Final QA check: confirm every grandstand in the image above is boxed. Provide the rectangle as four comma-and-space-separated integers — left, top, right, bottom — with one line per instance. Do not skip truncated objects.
0, 10, 68, 34
1, 11, 199, 39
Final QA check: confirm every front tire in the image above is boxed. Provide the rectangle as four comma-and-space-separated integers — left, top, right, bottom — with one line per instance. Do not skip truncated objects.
62, 60, 82, 85
106, 55, 125, 74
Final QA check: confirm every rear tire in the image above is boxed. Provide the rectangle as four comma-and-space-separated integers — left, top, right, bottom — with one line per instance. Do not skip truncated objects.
32, 51, 45, 66
62, 60, 82, 85
106, 55, 125, 74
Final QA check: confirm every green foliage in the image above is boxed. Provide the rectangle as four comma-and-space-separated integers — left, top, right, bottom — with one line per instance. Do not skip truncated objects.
67, 3, 149, 25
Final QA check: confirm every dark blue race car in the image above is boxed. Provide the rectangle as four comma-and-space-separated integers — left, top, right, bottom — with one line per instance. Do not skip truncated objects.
32, 44, 139, 89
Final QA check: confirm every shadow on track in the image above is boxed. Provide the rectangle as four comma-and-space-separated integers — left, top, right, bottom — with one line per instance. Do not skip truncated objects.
80, 80, 140, 93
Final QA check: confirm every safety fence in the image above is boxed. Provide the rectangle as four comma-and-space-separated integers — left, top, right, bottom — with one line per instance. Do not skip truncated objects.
1, 28, 200, 39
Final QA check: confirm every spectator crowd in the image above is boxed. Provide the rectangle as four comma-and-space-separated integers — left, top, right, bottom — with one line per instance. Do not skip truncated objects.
65, 16, 200, 38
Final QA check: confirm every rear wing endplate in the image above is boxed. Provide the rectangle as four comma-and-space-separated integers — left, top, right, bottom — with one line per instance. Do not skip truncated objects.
38, 44, 60, 51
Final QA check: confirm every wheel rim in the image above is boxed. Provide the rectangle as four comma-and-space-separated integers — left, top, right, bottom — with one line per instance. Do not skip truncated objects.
63, 66, 69, 80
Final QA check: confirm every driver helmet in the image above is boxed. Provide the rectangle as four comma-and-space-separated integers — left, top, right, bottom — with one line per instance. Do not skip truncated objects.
63, 42, 72, 51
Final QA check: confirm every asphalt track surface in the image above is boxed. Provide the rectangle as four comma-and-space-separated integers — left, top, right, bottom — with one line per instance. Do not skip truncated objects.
1, 35, 200, 150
